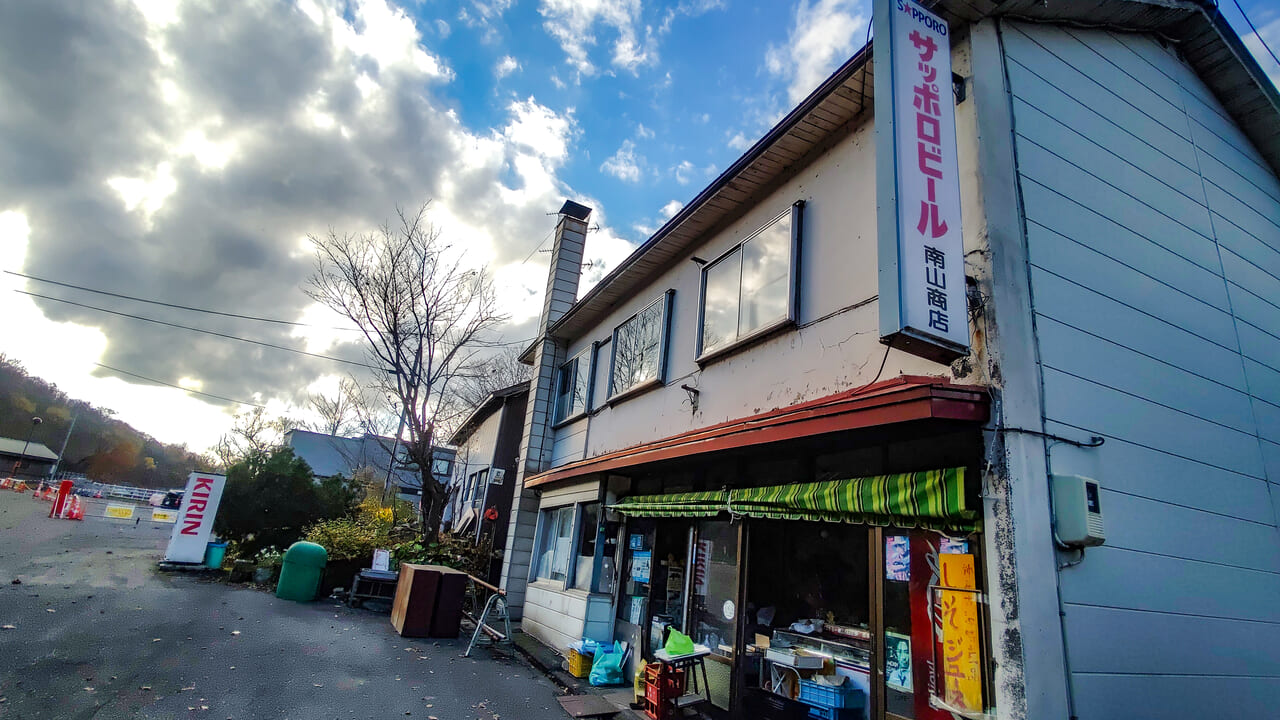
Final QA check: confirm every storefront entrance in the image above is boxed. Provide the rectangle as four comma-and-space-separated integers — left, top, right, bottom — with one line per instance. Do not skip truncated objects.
610, 467, 989, 720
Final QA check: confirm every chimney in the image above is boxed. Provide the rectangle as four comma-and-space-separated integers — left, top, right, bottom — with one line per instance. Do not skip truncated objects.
499, 200, 591, 618
541, 200, 591, 327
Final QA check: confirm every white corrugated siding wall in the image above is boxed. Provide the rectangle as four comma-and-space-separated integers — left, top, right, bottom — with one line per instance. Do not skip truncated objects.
1003, 21, 1280, 718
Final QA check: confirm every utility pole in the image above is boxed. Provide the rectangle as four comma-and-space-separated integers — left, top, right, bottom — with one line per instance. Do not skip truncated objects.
49, 411, 78, 482
13, 416, 42, 479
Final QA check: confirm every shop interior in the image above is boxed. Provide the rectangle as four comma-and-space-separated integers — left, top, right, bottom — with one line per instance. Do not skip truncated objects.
606, 423, 989, 720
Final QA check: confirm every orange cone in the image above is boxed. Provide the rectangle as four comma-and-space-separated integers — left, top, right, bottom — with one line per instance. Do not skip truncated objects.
71, 496, 84, 520
14, 481, 27, 493
0, 478, 11, 490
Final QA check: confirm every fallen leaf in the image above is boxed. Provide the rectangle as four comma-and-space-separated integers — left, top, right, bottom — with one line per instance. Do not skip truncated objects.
140, 686, 152, 691
313, 684, 323, 687
182, 685, 196, 692
45, 608, 55, 613
152, 638, 161, 643
1, 625, 15, 630
230, 631, 241, 636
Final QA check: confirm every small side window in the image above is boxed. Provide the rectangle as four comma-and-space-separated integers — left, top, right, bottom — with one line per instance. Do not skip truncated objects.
554, 349, 593, 423
609, 292, 673, 400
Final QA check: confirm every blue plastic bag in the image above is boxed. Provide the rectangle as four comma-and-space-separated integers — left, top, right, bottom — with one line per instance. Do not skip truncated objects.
588, 642, 627, 686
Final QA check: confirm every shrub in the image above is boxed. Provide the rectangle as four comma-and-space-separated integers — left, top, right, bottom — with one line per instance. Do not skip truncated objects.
390, 531, 501, 579
213, 447, 360, 555
303, 517, 390, 562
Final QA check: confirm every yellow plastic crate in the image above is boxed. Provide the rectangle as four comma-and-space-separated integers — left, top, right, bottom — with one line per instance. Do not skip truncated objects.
567, 648, 592, 678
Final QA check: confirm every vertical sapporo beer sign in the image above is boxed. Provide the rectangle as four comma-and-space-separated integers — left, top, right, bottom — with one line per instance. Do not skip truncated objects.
875, 0, 969, 361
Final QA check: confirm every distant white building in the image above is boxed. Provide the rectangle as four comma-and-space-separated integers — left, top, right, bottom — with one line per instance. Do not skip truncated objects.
284, 428, 455, 503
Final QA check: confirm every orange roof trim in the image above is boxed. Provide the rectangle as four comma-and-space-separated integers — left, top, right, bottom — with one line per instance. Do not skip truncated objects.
525, 375, 990, 489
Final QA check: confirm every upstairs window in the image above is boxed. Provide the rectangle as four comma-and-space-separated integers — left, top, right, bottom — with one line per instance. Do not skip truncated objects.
698, 203, 802, 358
609, 292, 673, 400
554, 348, 593, 424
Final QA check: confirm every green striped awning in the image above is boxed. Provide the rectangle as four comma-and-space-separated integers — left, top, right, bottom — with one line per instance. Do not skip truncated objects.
728, 467, 977, 531
609, 468, 977, 531
608, 490, 728, 518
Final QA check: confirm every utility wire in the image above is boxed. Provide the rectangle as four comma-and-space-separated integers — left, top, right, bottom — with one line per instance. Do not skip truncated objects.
520, 226, 557, 265
15, 289, 377, 370
1231, 0, 1280, 68
94, 362, 266, 408
4, 269, 361, 331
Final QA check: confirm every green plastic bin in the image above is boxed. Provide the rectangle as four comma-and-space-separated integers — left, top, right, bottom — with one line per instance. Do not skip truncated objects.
203, 541, 228, 569
276, 541, 328, 602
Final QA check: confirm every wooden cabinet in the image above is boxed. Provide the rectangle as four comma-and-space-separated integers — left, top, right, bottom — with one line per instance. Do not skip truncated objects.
391, 563, 468, 638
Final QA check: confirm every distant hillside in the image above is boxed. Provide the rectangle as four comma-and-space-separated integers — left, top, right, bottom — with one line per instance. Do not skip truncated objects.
0, 354, 205, 489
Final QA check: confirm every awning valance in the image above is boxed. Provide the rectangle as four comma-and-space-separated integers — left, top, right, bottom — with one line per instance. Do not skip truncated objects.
610, 468, 978, 531
608, 490, 729, 518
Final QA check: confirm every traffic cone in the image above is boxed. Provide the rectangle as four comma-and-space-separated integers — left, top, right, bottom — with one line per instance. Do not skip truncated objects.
32, 483, 43, 500
14, 481, 27, 493
71, 496, 84, 520
0, 477, 11, 489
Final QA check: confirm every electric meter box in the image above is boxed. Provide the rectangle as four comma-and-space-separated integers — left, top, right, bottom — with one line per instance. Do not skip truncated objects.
1052, 474, 1106, 547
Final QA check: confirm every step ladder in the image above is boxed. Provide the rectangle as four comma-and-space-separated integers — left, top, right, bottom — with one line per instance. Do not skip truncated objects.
464, 579, 513, 657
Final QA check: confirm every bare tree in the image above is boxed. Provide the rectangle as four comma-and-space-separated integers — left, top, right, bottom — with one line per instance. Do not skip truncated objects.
431, 345, 533, 440
306, 377, 361, 436
306, 204, 506, 541
214, 407, 299, 468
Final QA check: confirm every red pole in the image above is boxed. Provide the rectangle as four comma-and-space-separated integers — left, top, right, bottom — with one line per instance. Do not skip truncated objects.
50, 479, 74, 518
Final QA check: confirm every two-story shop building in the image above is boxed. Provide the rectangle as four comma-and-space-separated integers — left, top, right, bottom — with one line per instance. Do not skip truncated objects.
498, 2, 1280, 719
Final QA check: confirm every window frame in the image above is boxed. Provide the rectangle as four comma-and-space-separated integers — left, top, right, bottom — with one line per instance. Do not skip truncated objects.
552, 344, 596, 427
695, 201, 804, 364
607, 290, 675, 405
531, 505, 579, 586
528, 500, 609, 593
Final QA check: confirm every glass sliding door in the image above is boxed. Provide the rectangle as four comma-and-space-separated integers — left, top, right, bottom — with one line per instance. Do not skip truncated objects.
688, 520, 741, 711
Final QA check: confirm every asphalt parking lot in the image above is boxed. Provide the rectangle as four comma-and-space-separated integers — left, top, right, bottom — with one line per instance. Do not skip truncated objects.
0, 491, 568, 720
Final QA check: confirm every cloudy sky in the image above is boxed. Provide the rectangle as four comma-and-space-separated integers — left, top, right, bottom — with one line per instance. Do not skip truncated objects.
0, 0, 1277, 452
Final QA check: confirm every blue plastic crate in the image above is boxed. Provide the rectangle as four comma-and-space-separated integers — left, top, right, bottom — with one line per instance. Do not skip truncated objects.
798, 680, 865, 709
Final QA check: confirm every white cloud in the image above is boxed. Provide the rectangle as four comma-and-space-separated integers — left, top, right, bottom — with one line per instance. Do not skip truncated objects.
106, 161, 177, 225
636, 122, 654, 139
495, 55, 521, 79
695, 112, 710, 124
537, 0, 653, 76
435, 19, 451, 38
503, 97, 577, 162
727, 131, 752, 151
673, 159, 695, 185
601, 140, 643, 182
660, 200, 683, 219
766, 0, 867, 105
0, 0, 633, 451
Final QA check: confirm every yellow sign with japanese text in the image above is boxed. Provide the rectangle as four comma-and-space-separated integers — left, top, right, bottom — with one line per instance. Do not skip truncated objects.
151, 509, 176, 523
938, 553, 981, 712
104, 505, 135, 519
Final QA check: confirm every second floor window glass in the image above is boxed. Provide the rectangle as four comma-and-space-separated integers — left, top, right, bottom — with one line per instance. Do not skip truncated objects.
554, 350, 591, 423
610, 294, 671, 398
700, 205, 799, 357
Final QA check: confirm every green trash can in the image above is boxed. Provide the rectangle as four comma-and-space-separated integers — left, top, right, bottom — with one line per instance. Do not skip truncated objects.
276, 541, 328, 602
203, 541, 228, 569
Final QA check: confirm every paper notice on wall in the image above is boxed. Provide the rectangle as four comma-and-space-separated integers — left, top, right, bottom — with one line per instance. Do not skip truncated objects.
631, 550, 651, 583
